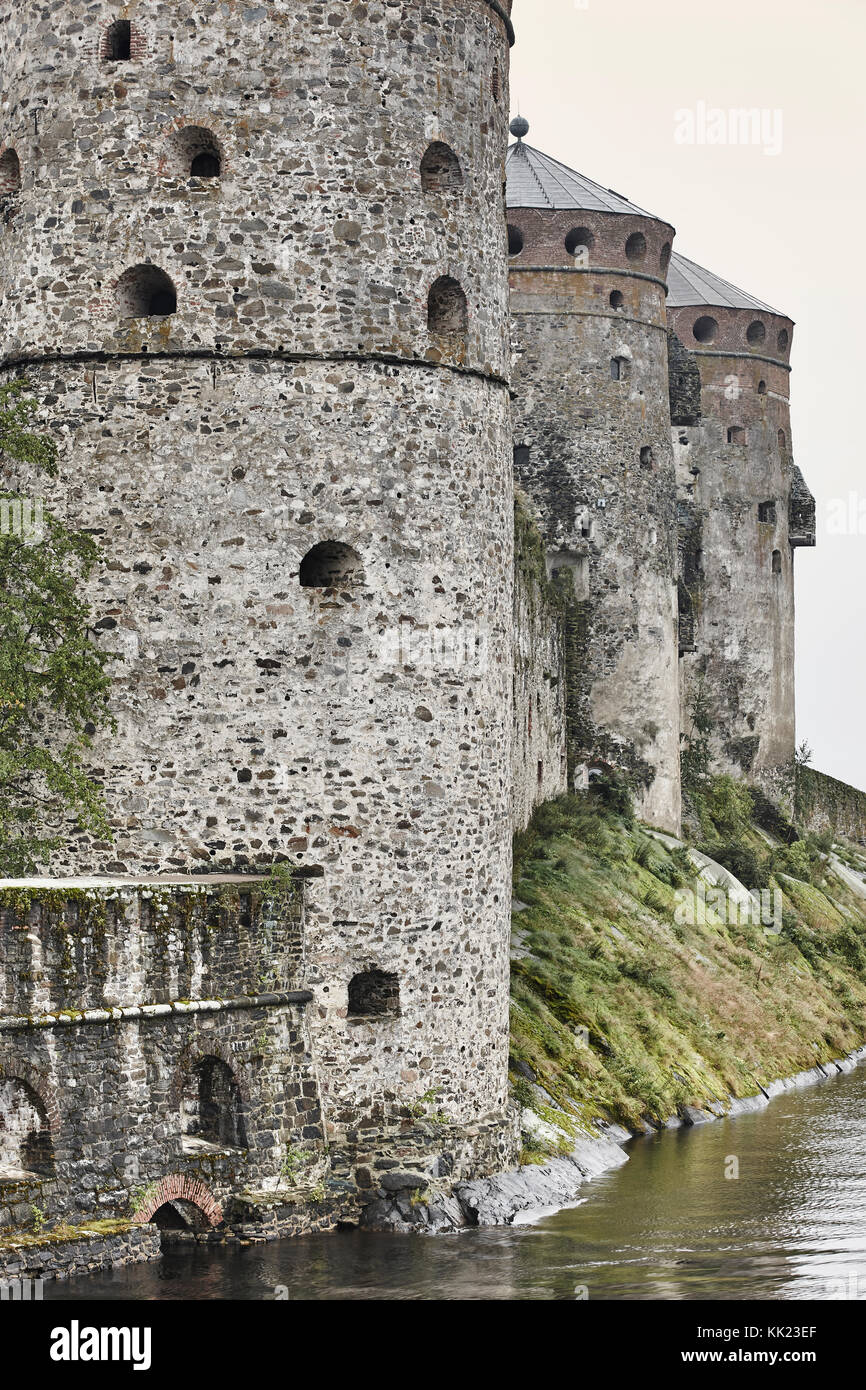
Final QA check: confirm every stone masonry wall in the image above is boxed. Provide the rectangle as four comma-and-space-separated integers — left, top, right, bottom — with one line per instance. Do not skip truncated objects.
669, 303, 810, 783
0, 881, 324, 1230
512, 499, 569, 831
0, 0, 517, 1154
796, 767, 866, 845
509, 208, 682, 833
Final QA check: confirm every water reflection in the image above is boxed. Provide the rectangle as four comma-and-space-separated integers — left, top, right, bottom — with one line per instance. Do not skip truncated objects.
48, 1065, 866, 1301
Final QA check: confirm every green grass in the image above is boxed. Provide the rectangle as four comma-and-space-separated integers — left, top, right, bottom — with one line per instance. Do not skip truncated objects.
510, 793, 866, 1150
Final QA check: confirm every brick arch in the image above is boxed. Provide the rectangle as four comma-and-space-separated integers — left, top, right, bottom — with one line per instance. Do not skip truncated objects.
161, 116, 230, 177
132, 1174, 223, 1228
169, 1040, 249, 1108
0, 1055, 60, 1131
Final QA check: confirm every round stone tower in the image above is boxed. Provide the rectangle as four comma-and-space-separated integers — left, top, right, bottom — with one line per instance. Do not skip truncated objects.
667, 252, 815, 801
506, 124, 681, 832
0, 1, 516, 1146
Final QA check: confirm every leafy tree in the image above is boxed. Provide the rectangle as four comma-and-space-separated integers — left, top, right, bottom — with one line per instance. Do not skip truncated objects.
0, 379, 114, 874
795, 739, 813, 768
680, 678, 712, 792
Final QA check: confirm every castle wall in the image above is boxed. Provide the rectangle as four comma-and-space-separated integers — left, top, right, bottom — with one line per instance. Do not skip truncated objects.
0, 880, 323, 1230
508, 208, 682, 832
0, 0, 517, 1159
796, 767, 866, 845
669, 304, 813, 786
512, 500, 569, 831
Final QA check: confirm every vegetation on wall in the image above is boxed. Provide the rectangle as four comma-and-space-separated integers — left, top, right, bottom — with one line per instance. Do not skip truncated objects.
0, 380, 114, 875
796, 765, 866, 844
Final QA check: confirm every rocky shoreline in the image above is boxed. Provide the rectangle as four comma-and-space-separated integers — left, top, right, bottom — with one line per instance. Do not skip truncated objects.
374, 1043, 866, 1234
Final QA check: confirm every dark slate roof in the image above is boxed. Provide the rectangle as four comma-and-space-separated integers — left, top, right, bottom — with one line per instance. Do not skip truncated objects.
666, 251, 780, 314
506, 139, 658, 218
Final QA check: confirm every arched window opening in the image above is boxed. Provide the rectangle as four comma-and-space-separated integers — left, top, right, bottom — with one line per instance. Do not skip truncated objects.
0, 1076, 54, 1177
565, 226, 594, 257
299, 541, 362, 590
420, 142, 462, 193
609, 290, 624, 309
0, 148, 21, 197
507, 224, 524, 256
427, 276, 468, 338
772, 549, 782, 574
348, 969, 400, 1020
116, 264, 178, 318
625, 231, 647, 261
659, 241, 672, 273
693, 315, 718, 344
777, 328, 790, 352
103, 19, 132, 62
757, 379, 767, 395
168, 126, 223, 181
181, 1056, 246, 1151
746, 319, 766, 345
778, 428, 787, 452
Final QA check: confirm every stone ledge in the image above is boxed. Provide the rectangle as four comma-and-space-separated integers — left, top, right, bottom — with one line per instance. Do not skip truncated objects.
0, 989, 314, 1032
0, 1220, 160, 1282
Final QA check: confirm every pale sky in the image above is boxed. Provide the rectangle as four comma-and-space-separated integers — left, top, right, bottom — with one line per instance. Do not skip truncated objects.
510, 0, 866, 791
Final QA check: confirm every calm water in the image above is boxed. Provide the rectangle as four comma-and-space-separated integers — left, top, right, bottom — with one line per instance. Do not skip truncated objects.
48, 1065, 866, 1301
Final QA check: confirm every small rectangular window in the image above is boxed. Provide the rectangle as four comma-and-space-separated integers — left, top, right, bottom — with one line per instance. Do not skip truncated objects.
105, 19, 132, 62
758, 500, 777, 524
727, 426, 746, 445
514, 445, 530, 469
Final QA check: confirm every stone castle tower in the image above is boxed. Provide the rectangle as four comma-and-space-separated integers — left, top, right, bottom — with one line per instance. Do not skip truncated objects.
0, 0, 518, 1220
668, 253, 816, 798
506, 126, 682, 832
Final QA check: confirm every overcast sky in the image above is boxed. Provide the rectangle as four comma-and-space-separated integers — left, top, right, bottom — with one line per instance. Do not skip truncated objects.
509, 0, 866, 790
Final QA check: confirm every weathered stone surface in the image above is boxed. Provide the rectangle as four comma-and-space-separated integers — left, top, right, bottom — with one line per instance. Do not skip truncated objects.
508, 203, 682, 834
0, 0, 520, 1243
669, 300, 806, 792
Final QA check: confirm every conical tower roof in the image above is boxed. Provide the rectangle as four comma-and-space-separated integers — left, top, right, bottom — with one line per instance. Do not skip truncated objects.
666, 251, 780, 314
506, 131, 659, 218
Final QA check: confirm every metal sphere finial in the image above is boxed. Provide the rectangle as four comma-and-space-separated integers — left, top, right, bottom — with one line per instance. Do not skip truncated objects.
510, 116, 530, 140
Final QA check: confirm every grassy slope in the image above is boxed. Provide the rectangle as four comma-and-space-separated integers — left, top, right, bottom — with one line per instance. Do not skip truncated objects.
510, 793, 866, 1159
